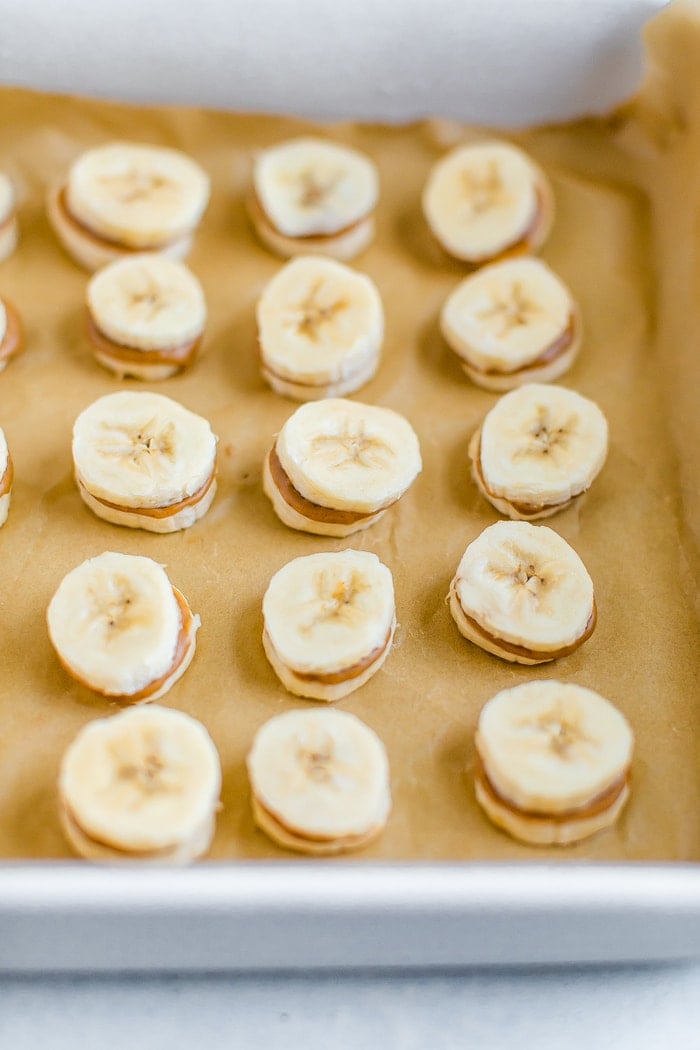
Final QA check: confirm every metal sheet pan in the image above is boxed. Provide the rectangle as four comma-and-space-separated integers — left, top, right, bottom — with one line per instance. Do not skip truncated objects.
0, 1, 698, 973
0, 863, 698, 970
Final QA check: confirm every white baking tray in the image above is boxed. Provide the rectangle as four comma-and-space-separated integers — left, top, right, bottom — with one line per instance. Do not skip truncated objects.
0, 863, 698, 970
2, 0, 696, 973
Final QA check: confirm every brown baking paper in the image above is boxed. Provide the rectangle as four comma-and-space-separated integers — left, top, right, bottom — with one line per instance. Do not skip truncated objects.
0, 0, 697, 863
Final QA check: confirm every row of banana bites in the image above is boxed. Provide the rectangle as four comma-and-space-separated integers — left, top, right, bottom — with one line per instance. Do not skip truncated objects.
0, 136, 634, 862
1, 137, 575, 388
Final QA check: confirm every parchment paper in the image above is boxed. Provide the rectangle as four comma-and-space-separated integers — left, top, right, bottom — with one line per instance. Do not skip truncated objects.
0, 0, 697, 862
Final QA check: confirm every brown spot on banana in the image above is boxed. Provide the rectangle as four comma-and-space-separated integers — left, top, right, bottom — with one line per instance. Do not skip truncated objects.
289, 280, 348, 341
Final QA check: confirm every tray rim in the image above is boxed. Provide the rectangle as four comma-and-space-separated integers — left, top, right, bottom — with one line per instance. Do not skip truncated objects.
1, 860, 698, 971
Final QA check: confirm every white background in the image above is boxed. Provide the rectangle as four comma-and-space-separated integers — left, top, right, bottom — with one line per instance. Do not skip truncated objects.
1, 965, 698, 1047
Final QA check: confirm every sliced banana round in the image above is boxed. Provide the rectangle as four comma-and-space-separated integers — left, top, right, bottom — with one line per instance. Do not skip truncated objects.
0, 426, 13, 528
47, 142, 209, 270
247, 708, 391, 855
249, 137, 379, 261
449, 520, 596, 665
475, 681, 634, 845
72, 390, 218, 533
423, 140, 553, 265
58, 705, 221, 864
470, 384, 608, 520
256, 255, 383, 400
87, 254, 206, 380
263, 550, 396, 702
263, 398, 422, 537
440, 258, 580, 391
0, 173, 18, 263
0, 296, 23, 373
47, 551, 200, 702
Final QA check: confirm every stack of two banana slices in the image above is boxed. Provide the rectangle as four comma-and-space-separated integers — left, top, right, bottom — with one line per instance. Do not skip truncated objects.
247, 708, 391, 856
264, 398, 422, 537
72, 389, 218, 533
0, 172, 18, 262
248, 137, 379, 262
47, 551, 200, 705
423, 140, 554, 268
469, 382, 609, 521
263, 549, 396, 703
257, 255, 384, 400
449, 520, 597, 666
441, 257, 582, 391
86, 253, 207, 381
59, 706, 222, 865
47, 142, 210, 271
475, 681, 634, 846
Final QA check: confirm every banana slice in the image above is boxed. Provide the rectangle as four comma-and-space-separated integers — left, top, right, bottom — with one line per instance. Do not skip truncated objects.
58, 705, 221, 864
72, 390, 218, 533
0, 296, 23, 373
263, 550, 396, 702
247, 708, 391, 855
47, 142, 210, 271
248, 137, 379, 261
0, 427, 13, 527
0, 173, 18, 262
263, 398, 422, 537
470, 384, 608, 520
47, 551, 200, 702
475, 681, 634, 845
440, 258, 580, 391
449, 520, 596, 665
256, 255, 384, 400
423, 140, 553, 265
86, 254, 207, 380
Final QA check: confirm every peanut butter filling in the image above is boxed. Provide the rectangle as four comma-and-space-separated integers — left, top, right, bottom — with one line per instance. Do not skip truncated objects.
258, 337, 371, 389
261, 359, 336, 389
475, 756, 630, 825
56, 185, 183, 253
60, 799, 188, 860
268, 444, 383, 525
0, 452, 13, 498
467, 313, 576, 378
0, 211, 16, 235
270, 626, 392, 687
120, 587, 195, 703
258, 340, 331, 389
457, 592, 597, 660
86, 312, 201, 369
249, 190, 370, 243
472, 430, 584, 516
491, 186, 549, 263
80, 468, 215, 520
253, 794, 382, 847
0, 298, 23, 364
